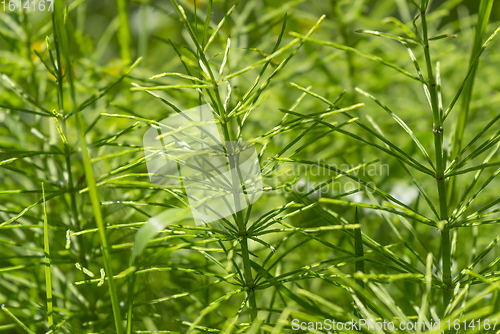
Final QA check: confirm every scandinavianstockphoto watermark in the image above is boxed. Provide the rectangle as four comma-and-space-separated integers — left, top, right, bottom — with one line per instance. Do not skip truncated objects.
268, 160, 390, 197
139, 103, 389, 238
291, 318, 500, 331
291, 318, 442, 331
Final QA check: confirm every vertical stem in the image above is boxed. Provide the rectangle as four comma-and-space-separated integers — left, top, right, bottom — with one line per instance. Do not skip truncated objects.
219, 105, 258, 321
240, 235, 258, 320
116, 0, 133, 106
420, 10, 452, 307
53, 14, 81, 232
331, 0, 356, 91
447, 0, 494, 211
441, 229, 451, 304
52, 8, 96, 318
116, 0, 131, 64
354, 209, 365, 307
42, 184, 54, 330
450, 0, 494, 159
169, 0, 259, 317
139, 1, 148, 63
494, 258, 500, 314
125, 256, 136, 334
54, 1, 124, 332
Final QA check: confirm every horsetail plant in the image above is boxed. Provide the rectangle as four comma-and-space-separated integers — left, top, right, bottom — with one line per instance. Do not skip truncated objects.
292, 0, 500, 321
1, 0, 500, 333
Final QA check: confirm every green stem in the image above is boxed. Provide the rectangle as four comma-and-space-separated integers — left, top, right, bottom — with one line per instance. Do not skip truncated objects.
240, 236, 258, 320
116, 0, 131, 64
169, 0, 259, 316
494, 258, 500, 314
54, 1, 124, 332
139, 1, 148, 63
220, 103, 258, 321
354, 209, 365, 308
420, 10, 452, 308
53, 8, 96, 320
450, 0, 494, 159
331, 0, 356, 91
42, 184, 54, 330
441, 229, 452, 305
125, 256, 136, 334
447, 0, 494, 214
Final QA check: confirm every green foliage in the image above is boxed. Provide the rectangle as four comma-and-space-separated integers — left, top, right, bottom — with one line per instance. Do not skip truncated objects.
1, 0, 500, 333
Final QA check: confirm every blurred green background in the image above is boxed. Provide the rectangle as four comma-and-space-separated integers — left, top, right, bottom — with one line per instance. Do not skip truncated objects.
1, 0, 500, 332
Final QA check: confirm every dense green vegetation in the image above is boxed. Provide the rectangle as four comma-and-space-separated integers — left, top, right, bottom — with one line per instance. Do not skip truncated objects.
1, 0, 500, 333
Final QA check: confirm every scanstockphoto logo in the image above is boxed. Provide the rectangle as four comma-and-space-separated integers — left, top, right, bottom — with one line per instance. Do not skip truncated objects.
142, 104, 263, 227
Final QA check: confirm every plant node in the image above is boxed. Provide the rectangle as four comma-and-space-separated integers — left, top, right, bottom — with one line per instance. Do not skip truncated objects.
432, 126, 443, 134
